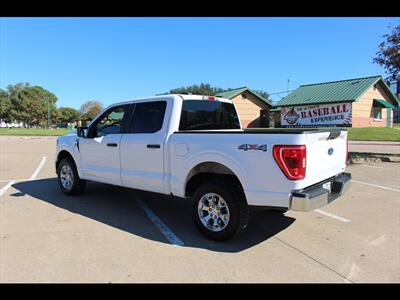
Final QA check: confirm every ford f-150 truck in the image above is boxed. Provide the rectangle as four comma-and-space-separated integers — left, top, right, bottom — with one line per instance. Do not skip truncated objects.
56, 94, 351, 240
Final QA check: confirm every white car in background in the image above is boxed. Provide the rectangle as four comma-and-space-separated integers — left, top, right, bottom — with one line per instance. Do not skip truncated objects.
0, 120, 23, 128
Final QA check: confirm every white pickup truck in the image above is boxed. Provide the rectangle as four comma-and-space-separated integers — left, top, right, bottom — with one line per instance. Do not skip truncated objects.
56, 94, 351, 240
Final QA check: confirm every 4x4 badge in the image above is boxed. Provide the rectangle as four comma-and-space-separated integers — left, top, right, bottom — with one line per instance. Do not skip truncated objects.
238, 144, 267, 152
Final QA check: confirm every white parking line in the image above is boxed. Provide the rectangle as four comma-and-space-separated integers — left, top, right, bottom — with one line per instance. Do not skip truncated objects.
30, 156, 47, 180
1, 156, 47, 198
314, 209, 351, 223
133, 195, 185, 246
0, 181, 16, 198
352, 180, 399, 193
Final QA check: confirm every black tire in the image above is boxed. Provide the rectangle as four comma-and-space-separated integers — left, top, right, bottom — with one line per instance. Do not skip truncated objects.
192, 180, 249, 241
57, 157, 86, 196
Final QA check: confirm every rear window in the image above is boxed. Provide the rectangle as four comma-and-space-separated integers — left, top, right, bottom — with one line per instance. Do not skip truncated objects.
179, 100, 240, 130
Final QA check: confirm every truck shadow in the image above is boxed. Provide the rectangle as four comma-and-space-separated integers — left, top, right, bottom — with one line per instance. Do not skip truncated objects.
12, 178, 295, 253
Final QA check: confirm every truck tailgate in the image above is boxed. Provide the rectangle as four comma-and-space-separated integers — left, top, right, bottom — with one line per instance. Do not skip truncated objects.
303, 130, 347, 188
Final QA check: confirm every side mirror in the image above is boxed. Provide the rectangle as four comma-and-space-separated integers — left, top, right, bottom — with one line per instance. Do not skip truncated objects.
77, 126, 88, 138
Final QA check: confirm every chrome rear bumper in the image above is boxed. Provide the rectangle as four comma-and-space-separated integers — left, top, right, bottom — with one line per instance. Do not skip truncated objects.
290, 172, 351, 212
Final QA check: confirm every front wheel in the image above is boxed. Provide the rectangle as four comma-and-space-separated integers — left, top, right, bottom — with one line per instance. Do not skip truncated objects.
57, 157, 86, 196
192, 181, 249, 241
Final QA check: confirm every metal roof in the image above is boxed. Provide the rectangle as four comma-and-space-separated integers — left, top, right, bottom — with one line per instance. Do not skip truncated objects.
215, 87, 272, 106
215, 87, 248, 99
277, 76, 399, 107
373, 99, 396, 109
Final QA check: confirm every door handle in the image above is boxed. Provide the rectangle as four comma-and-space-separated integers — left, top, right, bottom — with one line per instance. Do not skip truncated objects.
107, 143, 118, 147
147, 144, 160, 149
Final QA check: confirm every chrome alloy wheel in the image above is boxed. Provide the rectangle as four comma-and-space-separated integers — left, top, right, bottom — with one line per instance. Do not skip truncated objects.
198, 193, 230, 232
60, 164, 74, 190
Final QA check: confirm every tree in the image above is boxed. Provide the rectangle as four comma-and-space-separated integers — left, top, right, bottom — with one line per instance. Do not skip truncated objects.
79, 100, 104, 121
5, 83, 29, 125
57, 107, 80, 123
252, 89, 270, 102
7, 83, 58, 128
0, 89, 13, 125
373, 24, 400, 94
163, 83, 229, 96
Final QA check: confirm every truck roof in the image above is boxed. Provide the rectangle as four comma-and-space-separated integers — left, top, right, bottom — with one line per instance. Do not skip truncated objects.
106, 94, 232, 109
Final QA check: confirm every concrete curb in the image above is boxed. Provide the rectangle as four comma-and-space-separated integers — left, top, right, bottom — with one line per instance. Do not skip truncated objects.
349, 152, 400, 164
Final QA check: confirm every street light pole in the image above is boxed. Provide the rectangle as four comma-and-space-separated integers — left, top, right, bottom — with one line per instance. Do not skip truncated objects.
47, 96, 50, 129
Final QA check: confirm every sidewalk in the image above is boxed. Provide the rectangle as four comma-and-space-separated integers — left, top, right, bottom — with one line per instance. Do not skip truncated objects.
349, 141, 400, 155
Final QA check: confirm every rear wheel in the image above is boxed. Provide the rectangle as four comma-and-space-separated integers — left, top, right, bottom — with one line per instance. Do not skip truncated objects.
57, 157, 86, 196
192, 181, 249, 241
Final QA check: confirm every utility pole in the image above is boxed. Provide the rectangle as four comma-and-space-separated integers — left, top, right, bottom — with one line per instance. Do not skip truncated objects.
47, 96, 50, 129
287, 79, 290, 95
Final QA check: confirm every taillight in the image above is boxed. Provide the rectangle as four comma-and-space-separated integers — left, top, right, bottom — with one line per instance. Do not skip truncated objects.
273, 145, 306, 180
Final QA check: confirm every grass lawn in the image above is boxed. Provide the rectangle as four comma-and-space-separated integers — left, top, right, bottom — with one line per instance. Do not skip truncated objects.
245, 126, 400, 141
347, 127, 400, 141
0, 128, 72, 136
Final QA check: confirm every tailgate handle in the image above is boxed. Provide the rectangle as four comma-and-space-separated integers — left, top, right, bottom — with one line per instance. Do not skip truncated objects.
327, 130, 341, 140
147, 144, 160, 149
107, 143, 118, 147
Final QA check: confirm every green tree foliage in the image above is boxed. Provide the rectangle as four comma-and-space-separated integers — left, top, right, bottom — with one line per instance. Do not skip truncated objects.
0, 89, 13, 124
252, 89, 270, 101
51, 109, 61, 125
79, 100, 104, 121
7, 83, 58, 127
167, 83, 227, 96
2, 82, 83, 128
373, 24, 400, 85
57, 107, 80, 123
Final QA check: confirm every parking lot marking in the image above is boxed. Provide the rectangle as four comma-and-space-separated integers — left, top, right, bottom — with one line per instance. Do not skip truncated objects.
0, 181, 15, 197
314, 209, 350, 223
352, 180, 399, 193
134, 195, 185, 246
30, 156, 47, 180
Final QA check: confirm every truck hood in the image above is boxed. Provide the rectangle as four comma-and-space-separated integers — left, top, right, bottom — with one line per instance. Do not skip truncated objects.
65, 129, 77, 136
57, 130, 77, 146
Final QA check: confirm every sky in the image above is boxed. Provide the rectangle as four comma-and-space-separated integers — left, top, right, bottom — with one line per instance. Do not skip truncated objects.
1, 17, 399, 109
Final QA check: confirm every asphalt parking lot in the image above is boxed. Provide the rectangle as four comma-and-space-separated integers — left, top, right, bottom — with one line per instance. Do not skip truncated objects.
0, 136, 399, 283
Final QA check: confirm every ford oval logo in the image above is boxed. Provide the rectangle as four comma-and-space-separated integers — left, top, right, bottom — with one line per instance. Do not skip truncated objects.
328, 148, 334, 155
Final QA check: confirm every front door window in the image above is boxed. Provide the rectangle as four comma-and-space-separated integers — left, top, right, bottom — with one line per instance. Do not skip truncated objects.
92, 107, 128, 137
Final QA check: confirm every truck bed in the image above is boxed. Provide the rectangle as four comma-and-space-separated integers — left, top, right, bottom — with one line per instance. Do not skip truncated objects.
169, 128, 348, 207
175, 128, 347, 134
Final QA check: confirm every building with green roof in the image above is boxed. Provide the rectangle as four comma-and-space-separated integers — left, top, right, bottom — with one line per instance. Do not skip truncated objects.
215, 87, 273, 128
275, 76, 399, 128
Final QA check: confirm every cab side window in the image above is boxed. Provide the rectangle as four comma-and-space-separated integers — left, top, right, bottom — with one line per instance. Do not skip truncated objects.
92, 106, 128, 137
128, 101, 167, 133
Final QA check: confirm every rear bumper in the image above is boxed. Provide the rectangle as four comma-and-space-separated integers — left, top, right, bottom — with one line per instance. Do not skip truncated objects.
290, 172, 351, 212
